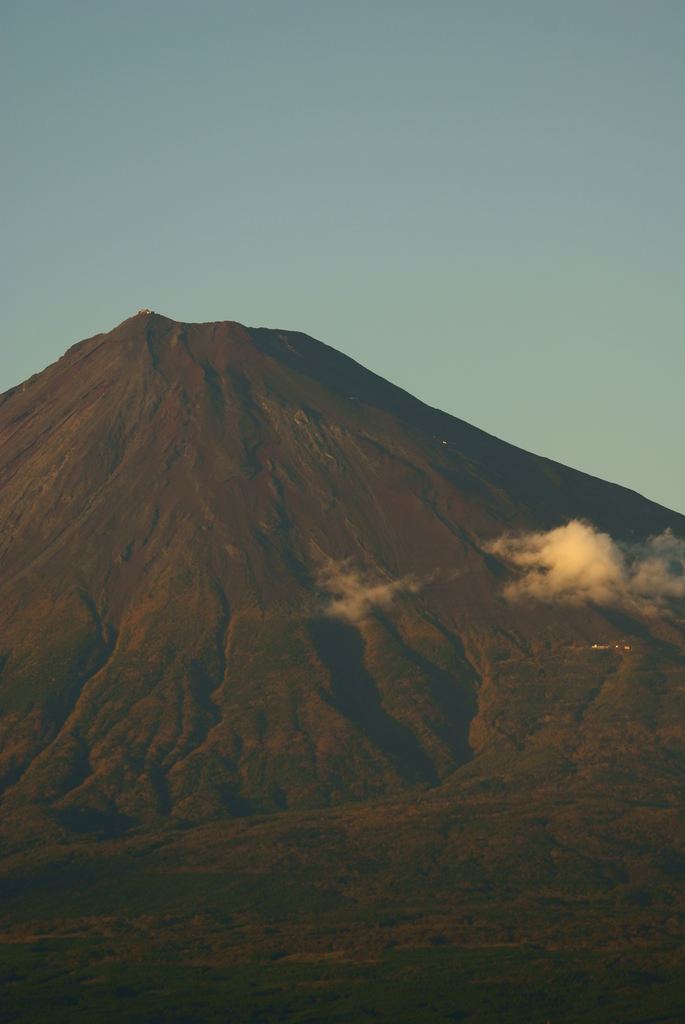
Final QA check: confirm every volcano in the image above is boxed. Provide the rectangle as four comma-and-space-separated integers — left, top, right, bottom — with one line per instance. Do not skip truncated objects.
1, 310, 684, 830
2, 313, 685, 1020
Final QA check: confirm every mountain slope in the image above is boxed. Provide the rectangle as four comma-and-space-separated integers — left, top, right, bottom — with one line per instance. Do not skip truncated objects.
1, 312, 684, 843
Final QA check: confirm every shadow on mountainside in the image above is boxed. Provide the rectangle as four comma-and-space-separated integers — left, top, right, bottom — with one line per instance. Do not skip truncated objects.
309, 619, 439, 787
55, 806, 139, 840
376, 614, 477, 766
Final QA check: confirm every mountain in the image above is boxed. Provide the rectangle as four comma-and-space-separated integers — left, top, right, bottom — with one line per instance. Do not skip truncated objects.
2, 313, 685, 1020
1, 310, 684, 836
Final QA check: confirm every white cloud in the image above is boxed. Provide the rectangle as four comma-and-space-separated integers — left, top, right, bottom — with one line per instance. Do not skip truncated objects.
485, 520, 685, 616
315, 560, 422, 624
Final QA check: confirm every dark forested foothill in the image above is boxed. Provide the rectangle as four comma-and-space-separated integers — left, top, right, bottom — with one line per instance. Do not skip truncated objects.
1, 312, 684, 1021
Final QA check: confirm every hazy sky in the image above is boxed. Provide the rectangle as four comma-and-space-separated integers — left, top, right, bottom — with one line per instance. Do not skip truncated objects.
2, 1, 683, 514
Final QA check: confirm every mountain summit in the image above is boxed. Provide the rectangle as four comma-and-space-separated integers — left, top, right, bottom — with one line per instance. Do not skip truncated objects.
1, 312, 684, 839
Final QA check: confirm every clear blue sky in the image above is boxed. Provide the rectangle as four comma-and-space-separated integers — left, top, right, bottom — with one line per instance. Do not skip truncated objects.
2, 1, 683, 514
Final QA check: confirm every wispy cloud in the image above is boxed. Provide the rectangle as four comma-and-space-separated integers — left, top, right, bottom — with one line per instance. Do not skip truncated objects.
315, 560, 422, 624
486, 520, 685, 616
